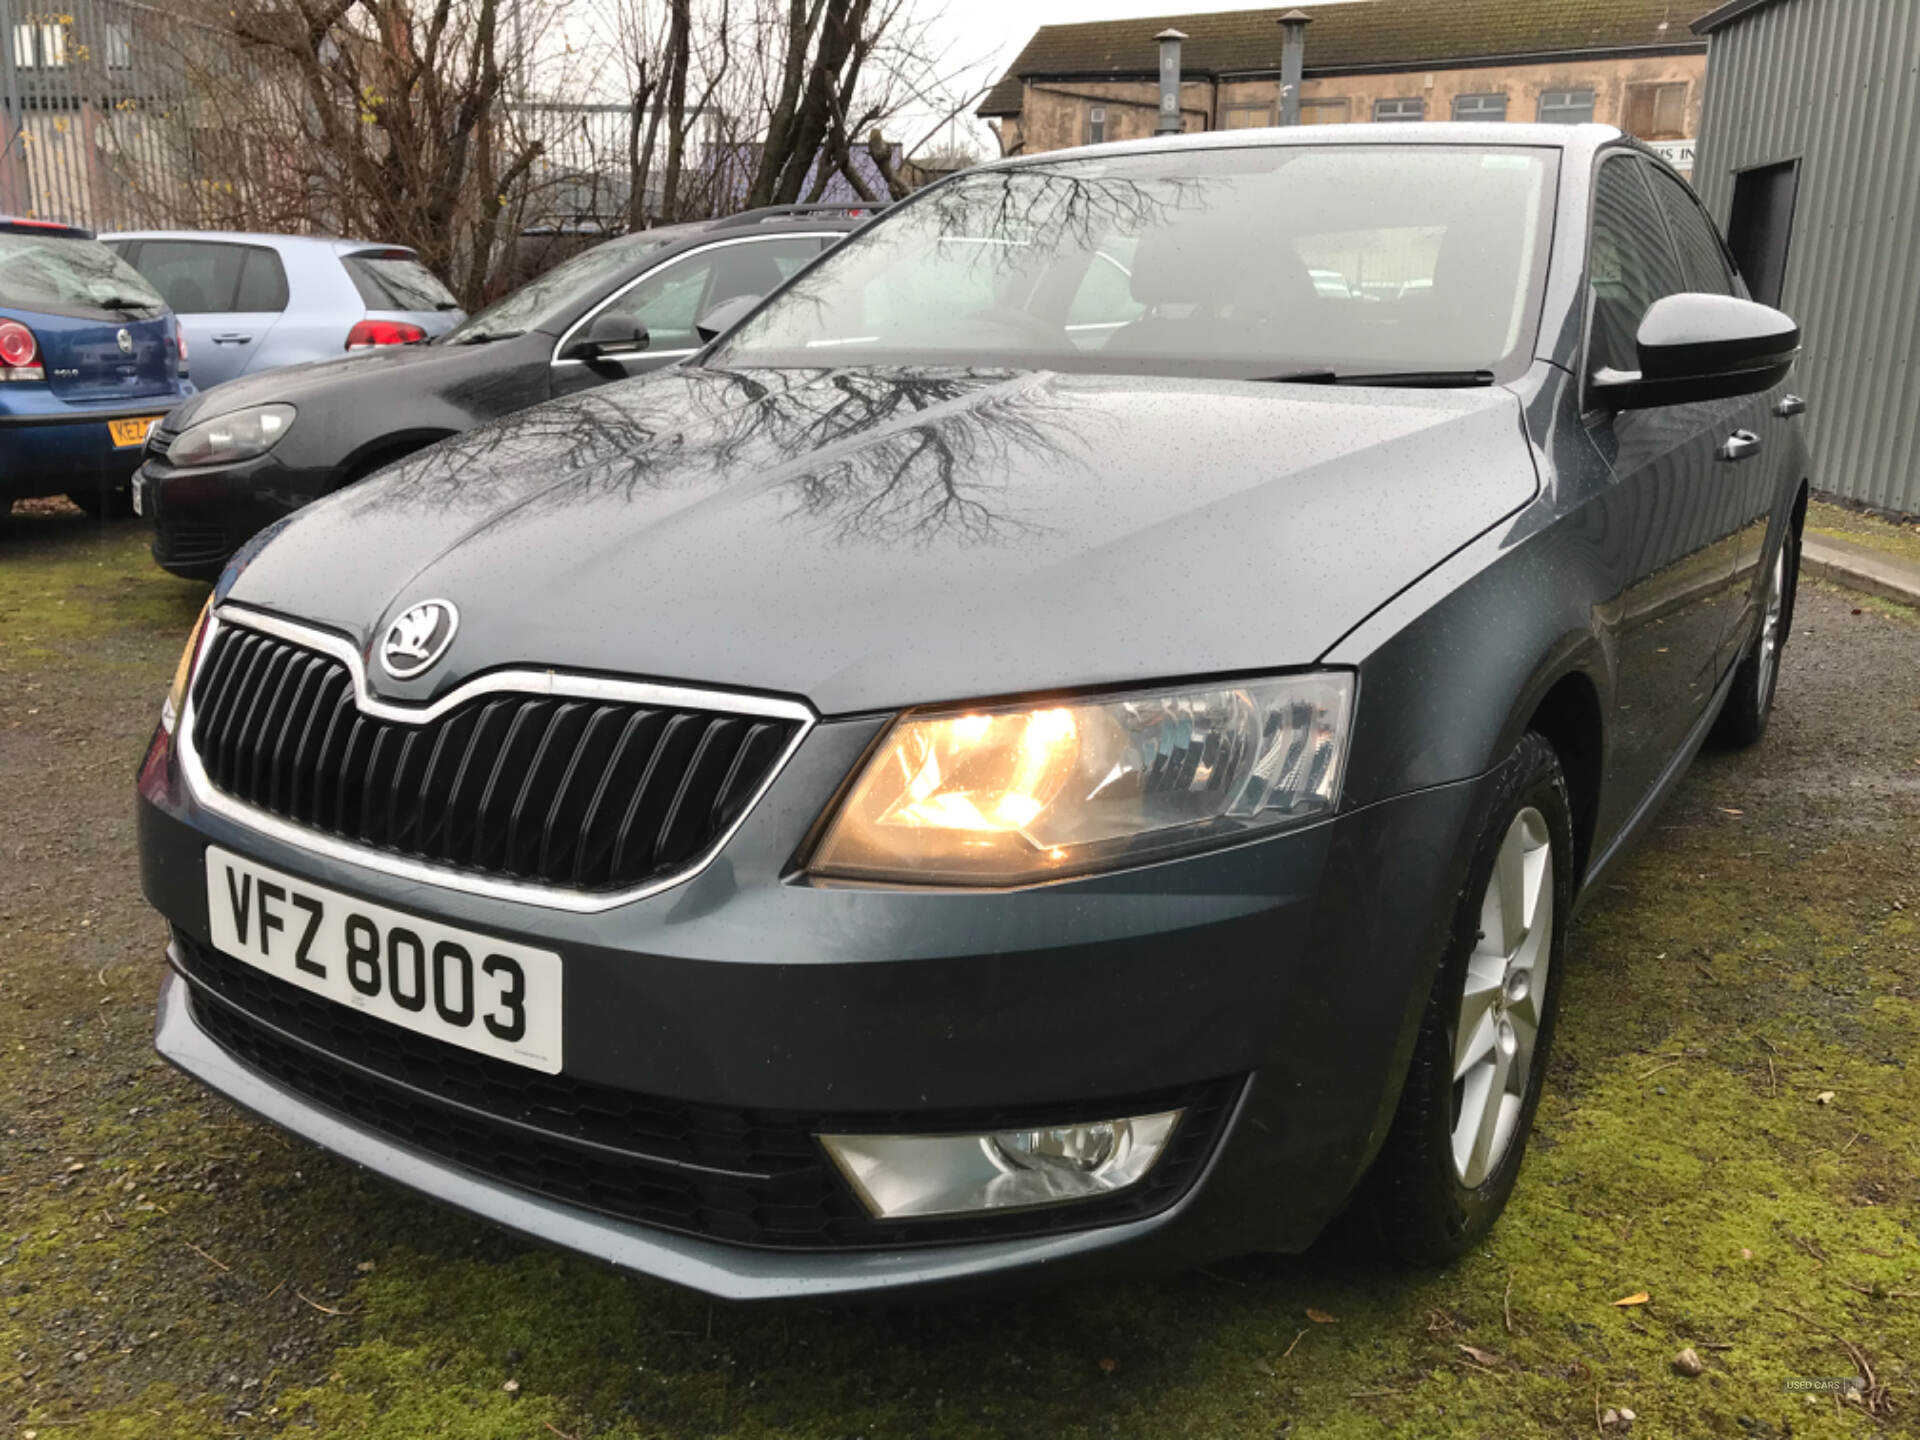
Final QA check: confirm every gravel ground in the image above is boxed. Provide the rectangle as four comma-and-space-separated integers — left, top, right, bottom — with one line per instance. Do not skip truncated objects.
2, 510, 1916, 1439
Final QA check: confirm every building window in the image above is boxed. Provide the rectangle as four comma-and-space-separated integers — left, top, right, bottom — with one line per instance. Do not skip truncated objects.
1538, 88, 1596, 125
1452, 93, 1508, 122
1622, 82, 1689, 140
1085, 105, 1107, 145
106, 23, 133, 71
13, 23, 67, 68
1223, 103, 1273, 129
1374, 97, 1425, 122
1300, 97, 1351, 124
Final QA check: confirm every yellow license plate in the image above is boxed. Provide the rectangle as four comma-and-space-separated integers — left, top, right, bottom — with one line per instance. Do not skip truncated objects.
109, 416, 160, 448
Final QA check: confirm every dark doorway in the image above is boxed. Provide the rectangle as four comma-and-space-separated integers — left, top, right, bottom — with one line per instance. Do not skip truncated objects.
1725, 159, 1800, 308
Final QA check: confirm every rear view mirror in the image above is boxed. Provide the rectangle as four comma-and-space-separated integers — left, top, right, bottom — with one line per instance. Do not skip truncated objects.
563, 311, 649, 364
1592, 293, 1799, 410
695, 294, 761, 344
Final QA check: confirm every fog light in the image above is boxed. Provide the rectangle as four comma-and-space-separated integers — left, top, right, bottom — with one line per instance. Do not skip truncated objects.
819, 1111, 1180, 1219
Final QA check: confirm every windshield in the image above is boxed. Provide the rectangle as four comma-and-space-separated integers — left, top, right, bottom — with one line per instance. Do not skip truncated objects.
0, 232, 166, 318
712, 145, 1557, 381
442, 232, 671, 342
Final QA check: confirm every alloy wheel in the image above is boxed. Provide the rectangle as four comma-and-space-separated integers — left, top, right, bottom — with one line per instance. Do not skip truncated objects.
1451, 806, 1553, 1188
1756, 543, 1787, 707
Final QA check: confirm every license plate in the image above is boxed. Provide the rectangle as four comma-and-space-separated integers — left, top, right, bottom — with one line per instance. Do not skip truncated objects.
203, 847, 563, 1073
109, 415, 159, 448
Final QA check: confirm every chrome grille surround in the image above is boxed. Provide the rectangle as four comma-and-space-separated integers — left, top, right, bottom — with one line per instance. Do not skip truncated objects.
175, 605, 816, 913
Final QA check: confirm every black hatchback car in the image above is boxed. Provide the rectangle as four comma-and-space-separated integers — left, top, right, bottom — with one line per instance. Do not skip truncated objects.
137, 206, 874, 579
137, 126, 1807, 1299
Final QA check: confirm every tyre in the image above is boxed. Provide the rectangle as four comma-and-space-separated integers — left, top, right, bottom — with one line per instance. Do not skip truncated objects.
67, 484, 136, 520
1708, 528, 1798, 749
1357, 730, 1574, 1265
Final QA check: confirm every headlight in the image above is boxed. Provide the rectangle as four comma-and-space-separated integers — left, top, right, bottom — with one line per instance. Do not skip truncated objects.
161, 599, 212, 733
809, 672, 1353, 885
167, 404, 295, 467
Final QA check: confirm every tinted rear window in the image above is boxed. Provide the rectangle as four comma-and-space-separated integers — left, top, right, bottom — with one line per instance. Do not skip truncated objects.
0, 232, 165, 318
344, 253, 458, 311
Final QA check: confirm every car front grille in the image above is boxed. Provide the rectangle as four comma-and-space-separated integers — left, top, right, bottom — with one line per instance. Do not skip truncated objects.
152, 517, 229, 568
187, 622, 801, 893
145, 426, 173, 462
173, 934, 1240, 1250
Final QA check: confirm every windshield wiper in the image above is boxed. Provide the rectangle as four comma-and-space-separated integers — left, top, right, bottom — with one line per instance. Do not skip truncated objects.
451, 328, 519, 345
1252, 368, 1496, 388
96, 295, 156, 311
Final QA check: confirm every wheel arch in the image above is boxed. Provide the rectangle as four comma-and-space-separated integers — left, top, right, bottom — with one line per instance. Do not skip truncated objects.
1518, 668, 1604, 887
338, 428, 459, 486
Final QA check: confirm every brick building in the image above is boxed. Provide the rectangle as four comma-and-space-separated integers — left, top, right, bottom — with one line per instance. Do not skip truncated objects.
980, 1, 1712, 174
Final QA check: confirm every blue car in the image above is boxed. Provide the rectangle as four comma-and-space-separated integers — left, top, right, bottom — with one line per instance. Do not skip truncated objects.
1, 218, 193, 517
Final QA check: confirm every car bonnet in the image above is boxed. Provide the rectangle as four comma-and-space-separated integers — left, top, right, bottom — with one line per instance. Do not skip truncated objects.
219, 365, 1540, 715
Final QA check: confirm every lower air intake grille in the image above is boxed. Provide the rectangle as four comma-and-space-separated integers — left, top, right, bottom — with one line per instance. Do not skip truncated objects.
187, 622, 801, 893
174, 935, 1240, 1250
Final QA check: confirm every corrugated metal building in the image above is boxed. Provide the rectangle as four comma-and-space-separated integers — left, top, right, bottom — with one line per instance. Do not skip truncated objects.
1691, 0, 1920, 515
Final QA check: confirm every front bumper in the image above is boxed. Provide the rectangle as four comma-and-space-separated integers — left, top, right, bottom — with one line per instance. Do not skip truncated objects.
140, 707, 1488, 1298
156, 963, 1248, 1300
138, 446, 321, 581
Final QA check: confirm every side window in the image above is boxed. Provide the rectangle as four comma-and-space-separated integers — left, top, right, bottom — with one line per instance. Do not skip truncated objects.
1065, 239, 1145, 343
603, 238, 822, 352
1647, 168, 1737, 297
602, 252, 721, 351
1587, 157, 1686, 377
234, 247, 291, 311
702, 237, 822, 312
130, 240, 247, 313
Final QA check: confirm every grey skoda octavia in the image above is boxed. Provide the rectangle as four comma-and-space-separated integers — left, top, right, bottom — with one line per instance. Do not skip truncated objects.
136, 124, 1807, 1299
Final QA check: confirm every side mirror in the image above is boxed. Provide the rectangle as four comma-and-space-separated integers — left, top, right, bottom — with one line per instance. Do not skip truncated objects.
695, 293, 761, 344
563, 311, 649, 364
1592, 293, 1799, 410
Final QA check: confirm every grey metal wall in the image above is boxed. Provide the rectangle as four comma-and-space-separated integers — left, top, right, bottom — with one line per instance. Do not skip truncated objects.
1693, 0, 1920, 515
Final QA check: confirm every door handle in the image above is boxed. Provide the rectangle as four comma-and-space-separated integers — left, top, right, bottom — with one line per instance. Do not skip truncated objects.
1717, 429, 1762, 462
1774, 393, 1806, 418
211, 332, 253, 344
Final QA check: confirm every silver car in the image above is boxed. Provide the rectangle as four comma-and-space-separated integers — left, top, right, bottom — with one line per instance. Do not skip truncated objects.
102, 232, 465, 389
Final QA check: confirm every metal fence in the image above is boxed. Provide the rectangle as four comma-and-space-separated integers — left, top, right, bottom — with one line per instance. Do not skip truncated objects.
0, 0, 253, 231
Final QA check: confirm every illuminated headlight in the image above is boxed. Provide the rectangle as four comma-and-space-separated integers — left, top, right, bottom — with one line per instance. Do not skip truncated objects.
820, 1112, 1182, 1219
809, 673, 1353, 884
167, 403, 295, 467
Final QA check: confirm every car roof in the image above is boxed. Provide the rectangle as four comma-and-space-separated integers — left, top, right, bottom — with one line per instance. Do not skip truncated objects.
99, 229, 422, 258
988, 121, 1630, 173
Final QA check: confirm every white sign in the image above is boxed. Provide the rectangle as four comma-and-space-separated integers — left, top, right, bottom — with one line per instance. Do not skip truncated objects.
1647, 138, 1696, 172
